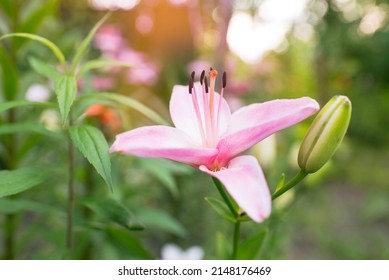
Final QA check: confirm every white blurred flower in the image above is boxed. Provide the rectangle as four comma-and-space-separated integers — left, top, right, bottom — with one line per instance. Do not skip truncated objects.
161, 244, 204, 260
25, 84, 50, 102
39, 109, 60, 131
251, 134, 277, 170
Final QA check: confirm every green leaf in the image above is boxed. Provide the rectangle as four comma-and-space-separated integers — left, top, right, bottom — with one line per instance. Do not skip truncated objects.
0, 0, 16, 19
0, 167, 50, 198
69, 124, 113, 191
0, 198, 64, 215
54, 75, 77, 124
138, 158, 178, 197
83, 198, 143, 230
29, 57, 61, 80
14, 0, 58, 50
205, 197, 237, 223
77, 59, 132, 77
70, 13, 111, 74
76, 92, 169, 125
275, 173, 285, 192
0, 33, 67, 72
0, 47, 18, 100
215, 232, 230, 260
105, 226, 153, 259
237, 229, 268, 260
0, 122, 63, 139
0, 100, 54, 113
135, 208, 187, 237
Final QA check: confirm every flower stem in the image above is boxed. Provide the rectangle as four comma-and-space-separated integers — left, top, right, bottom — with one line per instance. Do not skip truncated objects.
212, 177, 238, 217
232, 221, 241, 259
66, 122, 75, 254
212, 177, 241, 259
272, 170, 308, 200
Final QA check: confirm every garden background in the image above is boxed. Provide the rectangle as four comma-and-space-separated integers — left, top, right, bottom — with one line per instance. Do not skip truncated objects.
0, 0, 388, 260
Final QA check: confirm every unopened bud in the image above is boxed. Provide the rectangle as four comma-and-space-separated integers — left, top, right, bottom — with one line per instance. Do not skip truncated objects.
298, 95, 351, 173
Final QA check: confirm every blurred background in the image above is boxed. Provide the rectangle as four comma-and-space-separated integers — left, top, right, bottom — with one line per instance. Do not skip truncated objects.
0, 0, 388, 259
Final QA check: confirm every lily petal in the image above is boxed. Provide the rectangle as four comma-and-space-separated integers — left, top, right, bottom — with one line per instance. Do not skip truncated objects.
170, 82, 231, 144
217, 97, 319, 161
199, 155, 271, 223
110, 125, 218, 166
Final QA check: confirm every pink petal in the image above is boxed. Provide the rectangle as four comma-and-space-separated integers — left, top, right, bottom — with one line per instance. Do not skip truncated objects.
217, 97, 319, 161
109, 125, 218, 166
170, 82, 231, 144
199, 155, 271, 223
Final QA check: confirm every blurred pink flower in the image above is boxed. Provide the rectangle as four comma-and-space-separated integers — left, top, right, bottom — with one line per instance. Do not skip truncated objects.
94, 25, 124, 53
110, 69, 319, 222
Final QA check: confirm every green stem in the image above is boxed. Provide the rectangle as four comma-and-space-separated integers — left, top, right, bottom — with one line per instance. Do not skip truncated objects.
66, 124, 75, 254
272, 170, 308, 200
212, 178, 241, 259
232, 221, 241, 259
212, 177, 238, 217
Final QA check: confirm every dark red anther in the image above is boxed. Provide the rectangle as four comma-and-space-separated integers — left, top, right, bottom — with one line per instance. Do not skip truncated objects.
189, 71, 195, 94
204, 76, 209, 93
222, 71, 227, 89
200, 70, 205, 85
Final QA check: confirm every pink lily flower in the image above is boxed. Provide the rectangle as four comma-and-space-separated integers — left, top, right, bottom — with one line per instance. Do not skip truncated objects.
110, 69, 319, 223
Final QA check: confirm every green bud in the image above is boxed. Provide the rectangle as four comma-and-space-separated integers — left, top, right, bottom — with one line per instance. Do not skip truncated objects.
298, 95, 352, 173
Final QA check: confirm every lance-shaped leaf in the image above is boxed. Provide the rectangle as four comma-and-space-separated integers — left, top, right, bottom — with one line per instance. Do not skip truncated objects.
76, 92, 169, 125
0, 47, 18, 101
0, 33, 67, 71
55, 75, 77, 124
0, 167, 50, 198
70, 12, 111, 74
14, 0, 58, 50
205, 197, 237, 223
0, 100, 54, 113
69, 124, 113, 191
237, 228, 268, 260
29, 57, 61, 80
83, 198, 143, 230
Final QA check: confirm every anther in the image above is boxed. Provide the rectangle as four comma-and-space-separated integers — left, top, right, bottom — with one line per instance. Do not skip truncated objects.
204, 76, 209, 93
188, 71, 195, 94
200, 70, 205, 85
222, 71, 227, 88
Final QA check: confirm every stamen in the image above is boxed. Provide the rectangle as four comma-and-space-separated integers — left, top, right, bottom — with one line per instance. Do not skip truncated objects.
216, 71, 227, 139
188, 71, 195, 94
200, 70, 205, 85
190, 72, 206, 145
204, 76, 209, 93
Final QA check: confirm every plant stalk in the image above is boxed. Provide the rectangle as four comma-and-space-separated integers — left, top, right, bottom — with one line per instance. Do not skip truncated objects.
272, 170, 308, 200
66, 126, 75, 253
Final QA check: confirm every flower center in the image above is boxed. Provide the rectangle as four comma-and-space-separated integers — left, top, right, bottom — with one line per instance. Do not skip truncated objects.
188, 68, 227, 148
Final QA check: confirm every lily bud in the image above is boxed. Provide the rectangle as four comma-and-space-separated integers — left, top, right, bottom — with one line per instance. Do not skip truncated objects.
298, 95, 352, 173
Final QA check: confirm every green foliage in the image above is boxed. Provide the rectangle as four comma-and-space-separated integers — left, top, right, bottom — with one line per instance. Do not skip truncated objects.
55, 75, 77, 124
69, 124, 113, 191
29, 57, 61, 80
205, 197, 237, 223
76, 92, 169, 125
83, 198, 144, 230
0, 167, 50, 198
0, 47, 18, 101
14, 0, 58, 50
237, 229, 268, 260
